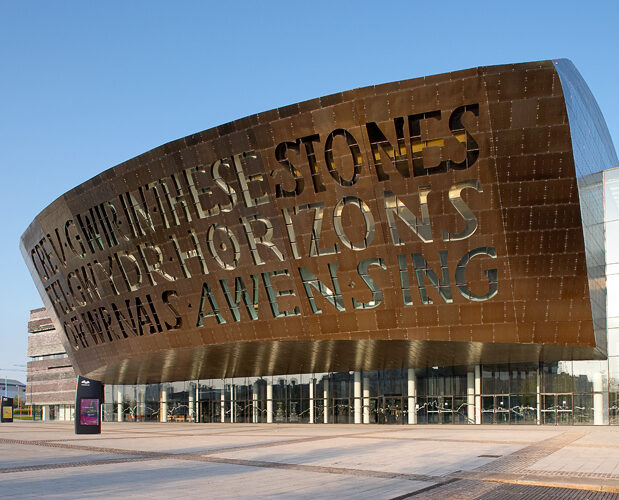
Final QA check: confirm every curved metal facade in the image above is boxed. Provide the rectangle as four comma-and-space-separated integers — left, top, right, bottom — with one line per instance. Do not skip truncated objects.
21, 60, 612, 384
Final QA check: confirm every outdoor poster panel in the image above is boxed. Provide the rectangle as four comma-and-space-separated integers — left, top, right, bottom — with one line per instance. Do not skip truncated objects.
1, 397, 13, 423
75, 376, 103, 434
2, 406, 12, 420
80, 398, 99, 426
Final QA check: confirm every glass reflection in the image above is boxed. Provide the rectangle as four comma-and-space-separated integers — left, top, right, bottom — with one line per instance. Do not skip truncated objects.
99, 358, 619, 426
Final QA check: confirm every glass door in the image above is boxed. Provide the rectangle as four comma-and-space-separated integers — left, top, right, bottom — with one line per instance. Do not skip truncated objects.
314, 399, 325, 423
439, 396, 454, 424
381, 397, 404, 424
288, 400, 300, 423
199, 399, 221, 423
333, 398, 350, 423
495, 395, 509, 423
273, 401, 286, 422
235, 400, 251, 423
573, 394, 594, 424
482, 396, 494, 424
610, 393, 619, 425
556, 394, 573, 425
509, 394, 537, 424
453, 397, 469, 424
482, 395, 509, 423
425, 397, 440, 424
542, 394, 573, 425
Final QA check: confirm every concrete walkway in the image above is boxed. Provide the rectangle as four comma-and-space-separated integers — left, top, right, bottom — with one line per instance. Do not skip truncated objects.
1, 422, 618, 499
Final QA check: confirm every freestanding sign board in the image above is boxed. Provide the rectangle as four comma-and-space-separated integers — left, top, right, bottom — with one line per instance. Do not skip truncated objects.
75, 376, 103, 434
1, 397, 14, 423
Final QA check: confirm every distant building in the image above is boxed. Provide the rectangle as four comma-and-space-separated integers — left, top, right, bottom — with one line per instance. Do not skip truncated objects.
0, 379, 25, 400
27, 307, 77, 421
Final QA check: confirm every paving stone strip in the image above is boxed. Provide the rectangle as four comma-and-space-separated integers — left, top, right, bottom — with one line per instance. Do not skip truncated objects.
473, 429, 591, 473
474, 483, 619, 499
344, 434, 534, 446
0, 438, 163, 458
388, 477, 463, 499
0, 436, 443, 484
398, 479, 619, 499
187, 455, 440, 483
520, 470, 619, 479
0, 433, 337, 456
0, 456, 167, 474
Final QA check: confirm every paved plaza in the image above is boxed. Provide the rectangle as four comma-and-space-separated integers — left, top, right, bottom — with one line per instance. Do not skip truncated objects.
0, 422, 618, 499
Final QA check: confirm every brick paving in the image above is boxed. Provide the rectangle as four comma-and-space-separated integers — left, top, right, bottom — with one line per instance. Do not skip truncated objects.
406, 479, 619, 499
0, 422, 617, 499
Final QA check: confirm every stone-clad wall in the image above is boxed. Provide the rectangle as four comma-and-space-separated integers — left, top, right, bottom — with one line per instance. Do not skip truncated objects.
26, 326, 64, 359
26, 308, 77, 406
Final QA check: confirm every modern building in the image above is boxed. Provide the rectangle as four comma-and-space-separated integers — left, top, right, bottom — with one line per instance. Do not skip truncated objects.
0, 379, 25, 401
22, 60, 618, 425
26, 307, 77, 420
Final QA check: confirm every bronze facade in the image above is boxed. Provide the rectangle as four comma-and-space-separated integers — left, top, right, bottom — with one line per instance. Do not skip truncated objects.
21, 60, 612, 384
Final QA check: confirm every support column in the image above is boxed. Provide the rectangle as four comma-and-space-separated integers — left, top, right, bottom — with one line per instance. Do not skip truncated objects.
195, 383, 200, 423
252, 389, 258, 423
266, 383, 273, 423
594, 372, 609, 425
354, 372, 362, 424
137, 387, 145, 422
160, 387, 167, 423
467, 369, 475, 424
323, 379, 329, 424
220, 390, 225, 423
309, 378, 315, 424
536, 367, 542, 425
230, 385, 235, 424
474, 365, 481, 424
42, 405, 48, 421
408, 369, 417, 425
189, 384, 195, 423
116, 388, 123, 422
363, 376, 370, 424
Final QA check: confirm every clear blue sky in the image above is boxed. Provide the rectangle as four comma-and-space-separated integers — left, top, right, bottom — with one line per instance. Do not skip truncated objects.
1, 1, 617, 381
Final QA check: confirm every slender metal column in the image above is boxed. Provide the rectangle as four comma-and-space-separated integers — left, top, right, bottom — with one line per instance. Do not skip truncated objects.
252, 390, 258, 423
137, 386, 145, 422
467, 370, 475, 424
189, 384, 195, 423
474, 365, 481, 424
309, 378, 315, 424
116, 388, 123, 422
160, 386, 167, 423
593, 372, 608, 425
363, 376, 370, 424
266, 383, 273, 423
354, 372, 362, 424
536, 366, 541, 425
220, 389, 225, 423
195, 383, 200, 423
323, 378, 329, 424
407, 369, 417, 425
230, 384, 235, 424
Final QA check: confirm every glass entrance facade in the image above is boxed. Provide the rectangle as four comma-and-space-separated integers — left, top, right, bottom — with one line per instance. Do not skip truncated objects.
102, 359, 617, 425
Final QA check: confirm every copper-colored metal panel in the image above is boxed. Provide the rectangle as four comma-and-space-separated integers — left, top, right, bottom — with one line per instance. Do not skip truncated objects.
21, 60, 608, 384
